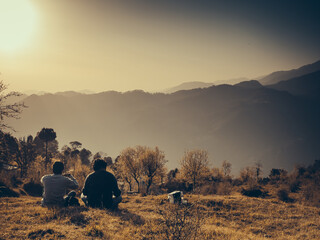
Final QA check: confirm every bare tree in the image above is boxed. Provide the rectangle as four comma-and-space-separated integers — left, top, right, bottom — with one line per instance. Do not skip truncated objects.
141, 146, 167, 194
0, 80, 26, 131
112, 157, 134, 192
255, 162, 263, 181
118, 146, 143, 192
222, 160, 232, 177
180, 149, 209, 190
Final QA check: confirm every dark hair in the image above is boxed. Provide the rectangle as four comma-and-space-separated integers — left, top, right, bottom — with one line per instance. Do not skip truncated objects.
93, 159, 107, 171
53, 161, 64, 174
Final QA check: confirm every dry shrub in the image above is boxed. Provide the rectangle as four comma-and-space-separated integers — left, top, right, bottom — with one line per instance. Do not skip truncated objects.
72, 160, 91, 189
301, 183, 320, 207
199, 184, 217, 195
277, 188, 294, 203
157, 203, 204, 240
27, 229, 65, 239
85, 225, 104, 238
289, 179, 301, 193
0, 186, 20, 197
200, 182, 232, 196
23, 181, 43, 197
0, 170, 20, 188
216, 181, 232, 195
26, 156, 52, 183
138, 202, 205, 239
203, 199, 234, 211
241, 185, 268, 198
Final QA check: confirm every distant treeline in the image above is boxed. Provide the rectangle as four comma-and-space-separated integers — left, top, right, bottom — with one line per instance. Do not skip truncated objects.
0, 127, 319, 207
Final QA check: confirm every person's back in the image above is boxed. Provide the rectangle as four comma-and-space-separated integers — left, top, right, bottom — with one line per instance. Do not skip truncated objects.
82, 159, 121, 209
41, 161, 79, 207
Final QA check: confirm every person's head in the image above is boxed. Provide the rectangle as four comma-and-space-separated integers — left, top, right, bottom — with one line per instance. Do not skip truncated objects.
53, 161, 64, 175
93, 159, 107, 171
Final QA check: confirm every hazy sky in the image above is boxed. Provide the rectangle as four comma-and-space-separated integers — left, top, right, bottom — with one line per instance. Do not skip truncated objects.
1, 0, 320, 93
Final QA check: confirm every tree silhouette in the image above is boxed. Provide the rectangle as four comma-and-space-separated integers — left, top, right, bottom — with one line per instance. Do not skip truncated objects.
70, 141, 82, 150
0, 80, 26, 131
79, 148, 91, 166
37, 128, 56, 169
141, 147, 167, 194
17, 136, 36, 177
118, 147, 143, 192
222, 160, 232, 177
180, 149, 209, 190
0, 132, 19, 170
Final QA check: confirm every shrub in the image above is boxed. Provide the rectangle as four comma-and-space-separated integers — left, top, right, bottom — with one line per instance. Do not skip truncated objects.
277, 188, 294, 203
85, 226, 104, 238
156, 203, 204, 240
164, 180, 192, 193
0, 170, 19, 188
28, 229, 65, 239
301, 183, 320, 207
0, 186, 20, 197
216, 181, 232, 195
199, 182, 232, 196
241, 186, 268, 198
69, 212, 88, 226
23, 181, 43, 196
199, 184, 217, 195
269, 168, 288, 182
289, 180, 301, 193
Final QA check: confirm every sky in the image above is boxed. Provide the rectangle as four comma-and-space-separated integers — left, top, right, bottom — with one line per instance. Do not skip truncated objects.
1, 0, 320, 93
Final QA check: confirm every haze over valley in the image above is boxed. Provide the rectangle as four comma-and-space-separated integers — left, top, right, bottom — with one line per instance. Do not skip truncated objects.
8, 60, 320, 174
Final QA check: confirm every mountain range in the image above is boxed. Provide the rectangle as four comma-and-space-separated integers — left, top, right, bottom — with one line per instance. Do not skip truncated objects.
7, 60, 320, 174
259, 59, 320, 85
165, 60, 320, 93
163, 78, 248, 93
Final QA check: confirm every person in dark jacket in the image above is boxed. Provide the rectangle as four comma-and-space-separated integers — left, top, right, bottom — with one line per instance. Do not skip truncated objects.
81, 159, 122, 209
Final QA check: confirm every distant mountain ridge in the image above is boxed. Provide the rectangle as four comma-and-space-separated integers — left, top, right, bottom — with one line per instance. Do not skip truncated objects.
268, 70, 320, 99
259, 59, 320, 85
234, 80, 263, 89
164, 81, 214, 93
164, 78, 248, 93
8, 73, 320, 174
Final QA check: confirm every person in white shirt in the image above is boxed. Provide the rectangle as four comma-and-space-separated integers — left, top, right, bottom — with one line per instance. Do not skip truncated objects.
41, 161, 79, 207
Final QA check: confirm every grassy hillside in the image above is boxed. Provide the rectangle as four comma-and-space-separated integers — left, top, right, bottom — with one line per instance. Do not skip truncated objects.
1, 194, 319, 240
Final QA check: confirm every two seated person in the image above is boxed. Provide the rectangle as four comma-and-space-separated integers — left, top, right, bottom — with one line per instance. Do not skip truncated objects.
41, 159, 122, 209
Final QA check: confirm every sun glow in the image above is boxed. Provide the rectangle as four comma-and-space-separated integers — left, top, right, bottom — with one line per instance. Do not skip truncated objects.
0, 0, 37, 53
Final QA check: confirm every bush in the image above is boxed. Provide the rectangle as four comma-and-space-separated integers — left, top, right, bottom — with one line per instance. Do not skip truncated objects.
216, 182, 232, 195
156, 203, 204, 240
23, 181, 43, 196
85, 226, 104, 238
289, 180, 301, 193
0, 186, 20, 197
277, 189, 294, 203
241, 186, 268, 198
199, 184, 218, 195
0, 170, 19, 188
301, 183, 320, 207
164, 180, 192, 193
199, 182, 232, 195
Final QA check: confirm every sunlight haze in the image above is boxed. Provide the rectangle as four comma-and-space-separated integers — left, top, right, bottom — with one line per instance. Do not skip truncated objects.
0, 0, 37, 53
0, 0, 319, 93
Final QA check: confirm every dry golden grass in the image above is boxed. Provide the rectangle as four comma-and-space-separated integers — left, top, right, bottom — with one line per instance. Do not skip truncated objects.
0, 193, 319, 239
